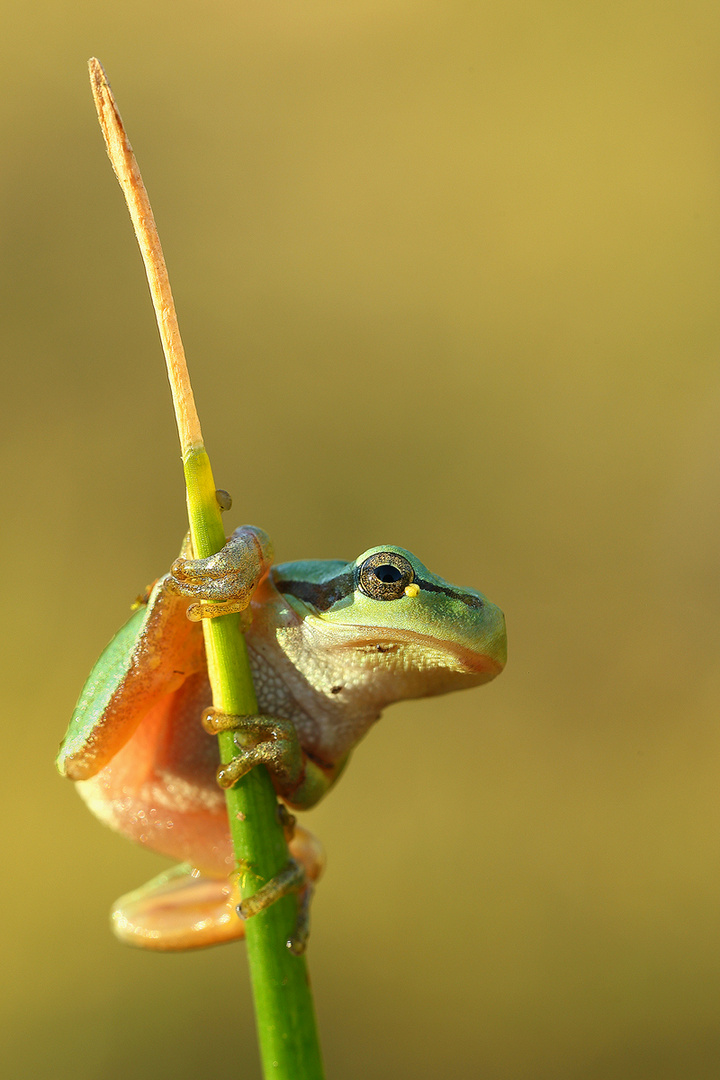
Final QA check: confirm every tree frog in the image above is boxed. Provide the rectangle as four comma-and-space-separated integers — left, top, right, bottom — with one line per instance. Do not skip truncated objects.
57, 526, 506, 951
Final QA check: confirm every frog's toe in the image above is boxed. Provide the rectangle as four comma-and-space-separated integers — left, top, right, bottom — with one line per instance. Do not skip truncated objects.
111, 864, 244, 951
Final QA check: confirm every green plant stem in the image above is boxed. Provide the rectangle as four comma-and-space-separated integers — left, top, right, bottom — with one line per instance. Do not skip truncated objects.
87, 58, 324, 1080
183, 448, 324, 1077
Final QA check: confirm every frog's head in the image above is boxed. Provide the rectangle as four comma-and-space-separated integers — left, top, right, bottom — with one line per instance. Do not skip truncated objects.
271, 546, 506, 706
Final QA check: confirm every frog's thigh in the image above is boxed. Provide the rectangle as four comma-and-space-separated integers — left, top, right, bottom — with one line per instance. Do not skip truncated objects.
112, 826, 325, 951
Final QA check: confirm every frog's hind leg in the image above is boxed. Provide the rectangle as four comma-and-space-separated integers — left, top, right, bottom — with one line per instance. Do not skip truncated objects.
111, 825, 325, 951
111, 863, 244, 950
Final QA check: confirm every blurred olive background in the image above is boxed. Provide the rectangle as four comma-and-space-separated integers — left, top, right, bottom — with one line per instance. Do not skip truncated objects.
2, 2, 720, 1077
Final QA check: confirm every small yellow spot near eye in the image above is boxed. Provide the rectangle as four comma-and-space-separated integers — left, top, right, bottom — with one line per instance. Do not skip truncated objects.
404, 583, 420, 598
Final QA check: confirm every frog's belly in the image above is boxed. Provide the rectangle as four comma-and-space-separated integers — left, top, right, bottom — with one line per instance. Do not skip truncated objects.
75, 671, 235, 876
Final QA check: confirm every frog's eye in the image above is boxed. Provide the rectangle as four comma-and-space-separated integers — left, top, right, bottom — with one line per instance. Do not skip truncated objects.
357, 552, 415, 601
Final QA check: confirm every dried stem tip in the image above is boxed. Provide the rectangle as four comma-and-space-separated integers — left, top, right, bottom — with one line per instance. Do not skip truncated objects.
88, 57, 203, 454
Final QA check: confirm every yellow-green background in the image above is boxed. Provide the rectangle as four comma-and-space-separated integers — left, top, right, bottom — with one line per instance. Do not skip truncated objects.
3, 3, 720, 1077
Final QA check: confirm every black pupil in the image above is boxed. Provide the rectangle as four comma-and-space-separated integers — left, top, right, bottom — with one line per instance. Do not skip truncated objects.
374, 565, 402, 583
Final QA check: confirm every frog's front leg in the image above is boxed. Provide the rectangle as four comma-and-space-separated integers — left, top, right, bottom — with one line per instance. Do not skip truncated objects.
168, 524, 346, 811
201, 707, 348, 810
166, 524, 273, 620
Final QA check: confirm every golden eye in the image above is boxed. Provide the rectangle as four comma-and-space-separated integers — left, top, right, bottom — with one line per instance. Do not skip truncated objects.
357, 552, 415, 601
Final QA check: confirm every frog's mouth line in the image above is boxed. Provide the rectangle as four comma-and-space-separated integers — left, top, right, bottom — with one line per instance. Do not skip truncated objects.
327, 624, 505, 678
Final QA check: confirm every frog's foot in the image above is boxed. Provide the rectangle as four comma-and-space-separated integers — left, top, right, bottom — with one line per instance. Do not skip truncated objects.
202, 707, 347, 810
237, 824, 324, 954
237, 858, 313, 954
111, 826, 324, 952
166, 525, 273, 621
202, 708, 304, 794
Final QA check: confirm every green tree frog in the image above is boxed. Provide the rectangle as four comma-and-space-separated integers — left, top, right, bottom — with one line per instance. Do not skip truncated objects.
57, 527, 506, 951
